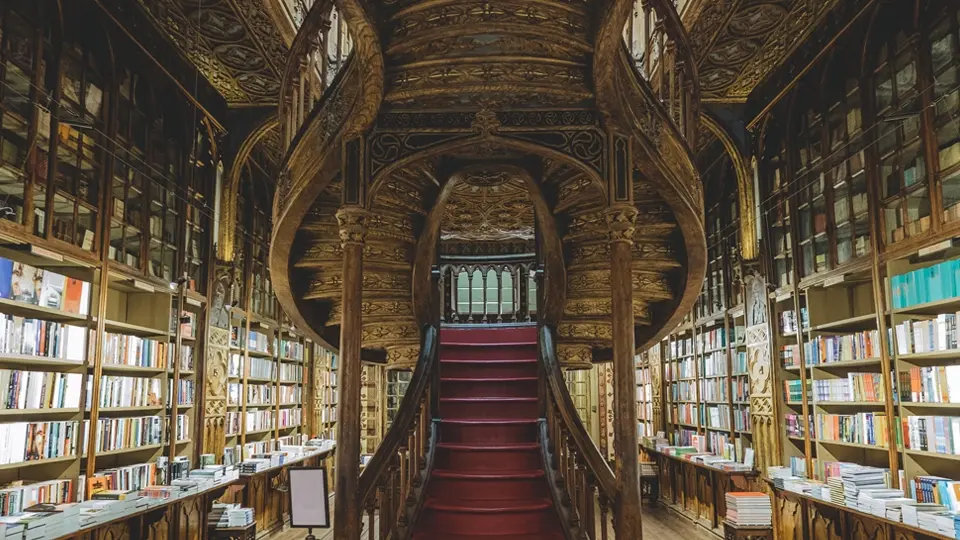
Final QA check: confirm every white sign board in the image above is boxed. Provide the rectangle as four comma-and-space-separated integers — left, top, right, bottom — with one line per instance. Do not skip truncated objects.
289, 467, 331, 528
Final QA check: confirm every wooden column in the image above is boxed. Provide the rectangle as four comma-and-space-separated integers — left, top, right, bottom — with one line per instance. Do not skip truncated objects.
333, 206, 368, 540
605, 204, 643, 538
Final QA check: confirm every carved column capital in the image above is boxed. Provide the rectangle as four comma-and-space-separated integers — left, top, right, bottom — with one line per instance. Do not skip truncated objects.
336, 207, 370, 247
604, 205, 639, 245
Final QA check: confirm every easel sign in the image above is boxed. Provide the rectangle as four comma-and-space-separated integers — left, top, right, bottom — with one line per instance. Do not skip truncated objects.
289, 467, 331, 535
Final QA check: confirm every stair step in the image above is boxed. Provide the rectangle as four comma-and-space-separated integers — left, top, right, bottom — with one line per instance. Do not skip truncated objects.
419, 498, 558, 534
440, 359, 538, 379
428, 470, 548, 500
414, 533, 564, 539
440, 419, 539, 444
441, 397, 538, 420
441, 344, 537, 361
441, 326, 537, 345
440, 377, 538, 398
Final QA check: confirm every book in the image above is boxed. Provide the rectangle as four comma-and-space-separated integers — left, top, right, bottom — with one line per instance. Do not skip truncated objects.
11, 263, 38, 305
62, 278, 84, 314
0, 259, 13, 299
38, 273, 64, 310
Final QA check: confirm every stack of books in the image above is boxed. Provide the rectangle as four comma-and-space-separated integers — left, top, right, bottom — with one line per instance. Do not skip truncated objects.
916, 511, 956, 537
856, 488, 910, 517
239, 459, 270, 475
725, 492, 772, 527
767, 466, 794, 490
901, 501, 945, 527
827, 476, 845, 505
209, 503, 254, 529
639, 461, 658, 478
841, 466, 887, 508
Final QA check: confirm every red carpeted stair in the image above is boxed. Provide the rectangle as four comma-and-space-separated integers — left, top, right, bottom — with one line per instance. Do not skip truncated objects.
412, 326, 565, 539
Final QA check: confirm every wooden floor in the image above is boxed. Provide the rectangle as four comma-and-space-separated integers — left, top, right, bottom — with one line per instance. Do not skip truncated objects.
267, 500, 717, 539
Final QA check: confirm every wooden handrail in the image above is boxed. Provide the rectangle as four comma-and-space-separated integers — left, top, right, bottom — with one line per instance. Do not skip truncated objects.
539, 324, 618, 537
356, 324, 439, 538
540, 325, 616, 495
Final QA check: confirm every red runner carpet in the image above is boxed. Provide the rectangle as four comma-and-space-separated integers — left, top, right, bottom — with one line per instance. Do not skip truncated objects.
412, 326, 565, 539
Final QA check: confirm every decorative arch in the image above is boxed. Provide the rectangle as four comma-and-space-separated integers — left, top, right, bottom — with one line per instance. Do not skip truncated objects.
700, 112, 757, 260
367, 135, 608, 207
218, 115, 280, 261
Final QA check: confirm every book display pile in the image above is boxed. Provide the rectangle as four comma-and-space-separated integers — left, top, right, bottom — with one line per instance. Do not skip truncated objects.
725, 492, 772, 527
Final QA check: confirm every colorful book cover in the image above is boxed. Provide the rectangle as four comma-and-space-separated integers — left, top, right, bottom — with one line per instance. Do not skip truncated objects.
38, 272, 64, 310
0, 258, 12, 300
62, 278, 83, 314
11, 263, 38, 305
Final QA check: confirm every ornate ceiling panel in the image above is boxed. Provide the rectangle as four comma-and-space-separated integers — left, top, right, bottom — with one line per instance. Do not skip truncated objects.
136, 0, 289, 106
441, 169, 536, 242
687, 0, 843, 102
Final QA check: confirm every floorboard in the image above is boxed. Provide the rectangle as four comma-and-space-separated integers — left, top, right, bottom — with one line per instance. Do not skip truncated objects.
266, 500, 718, 539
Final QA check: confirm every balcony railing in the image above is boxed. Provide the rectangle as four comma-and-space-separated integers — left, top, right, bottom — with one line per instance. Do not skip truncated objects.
623, 0, 699, 145
439, 257, 538, 325
280, 0, 353, 151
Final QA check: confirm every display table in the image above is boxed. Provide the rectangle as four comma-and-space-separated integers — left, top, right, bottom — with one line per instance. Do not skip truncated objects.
209, 523, 257, 540
769, 480, 954, 540
723, 520, 773, 540
50, 448, 334, 540
644, 445, 763, 538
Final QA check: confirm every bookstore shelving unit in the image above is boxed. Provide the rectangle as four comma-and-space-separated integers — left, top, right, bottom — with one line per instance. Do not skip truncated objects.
636, 350, 654, 439
316, 346, 339, 440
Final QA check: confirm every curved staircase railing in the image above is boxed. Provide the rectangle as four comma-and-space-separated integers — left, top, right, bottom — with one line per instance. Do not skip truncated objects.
356, 324, 439, 539
623, 0, 700, 146
539, 325, 618, 538
279, 0, 353, 152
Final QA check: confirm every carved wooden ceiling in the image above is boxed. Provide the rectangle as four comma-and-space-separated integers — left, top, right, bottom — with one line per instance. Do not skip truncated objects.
441, 169, 535, 242
136, 0, 288, 106
687, 0, 844, 102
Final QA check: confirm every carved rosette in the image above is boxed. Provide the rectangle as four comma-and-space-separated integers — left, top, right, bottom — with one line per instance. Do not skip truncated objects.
604, 205, 639, 245
336, 207, 370, 247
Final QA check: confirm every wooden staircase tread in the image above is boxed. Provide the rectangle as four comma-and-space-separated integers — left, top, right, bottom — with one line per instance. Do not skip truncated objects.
425, 498, 554, 513
440, 377, 539, 382
439, 418, 539, 424
440, 358, 537, 364
432, 469, 546, 479
440, 397, 538, 402
414, 534, 563, 539
436, 442, 540, 450
441, 341, 538, 347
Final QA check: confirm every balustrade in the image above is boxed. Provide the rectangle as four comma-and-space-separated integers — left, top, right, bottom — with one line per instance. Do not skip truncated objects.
540, 325, 619, 538
355, 325, 438, 539
439, 257, 537, 324
623, 0, 699, 146
280, 0, 353, 151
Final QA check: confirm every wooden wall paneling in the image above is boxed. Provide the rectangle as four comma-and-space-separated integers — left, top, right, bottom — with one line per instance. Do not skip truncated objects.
697, 467, 715, 528
807, 501, 844, 540
144, 505, 174, 540
177, 495, 206, 540
846, 513, 889, 540
773, 491, 806, 540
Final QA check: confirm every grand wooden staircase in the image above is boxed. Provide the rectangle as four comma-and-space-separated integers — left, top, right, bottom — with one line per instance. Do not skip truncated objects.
413, 326, 563, 539
268, 0, 707, 537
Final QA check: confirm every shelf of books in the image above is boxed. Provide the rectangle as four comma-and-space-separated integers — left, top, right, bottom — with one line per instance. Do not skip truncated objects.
636, 348, 654, 439
317, 346, 339, 440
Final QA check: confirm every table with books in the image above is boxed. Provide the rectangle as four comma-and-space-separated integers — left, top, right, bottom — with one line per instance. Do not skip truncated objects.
643, 443, 761, 537
765, 466, 960, 540
9, 446, 337, 540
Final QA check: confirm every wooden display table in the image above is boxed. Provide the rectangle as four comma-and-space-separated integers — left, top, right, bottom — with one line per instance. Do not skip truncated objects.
209, 523, 257, 540
50, 448, 334, 540
723, 520, 772, 540
769, 480, 955, 540
644, 445, 762, 538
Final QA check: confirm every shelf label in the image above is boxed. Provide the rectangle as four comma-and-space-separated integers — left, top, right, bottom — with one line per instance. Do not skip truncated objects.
776, 292, 791, 302
823, 275, 845, 287
918, 239, 956, 257
132, 279, 155, 293
30, 245, 63, 262
186, 297, 202, 307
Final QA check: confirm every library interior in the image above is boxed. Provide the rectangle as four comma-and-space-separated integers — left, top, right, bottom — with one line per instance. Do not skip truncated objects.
0, 0, 958, 538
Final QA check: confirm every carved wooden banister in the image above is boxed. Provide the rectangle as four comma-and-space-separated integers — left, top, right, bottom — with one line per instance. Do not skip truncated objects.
279, 0, 353, 152
356, 325, 439, 539
623, 0, 700, 147
539, 324, 618, 538
439, 255, 538, 325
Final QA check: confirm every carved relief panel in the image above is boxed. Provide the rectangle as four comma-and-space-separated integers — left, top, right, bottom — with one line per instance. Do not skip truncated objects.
596, 363, 615, 462
744, 273, 779, 473
648, 343, 662, 433
204, 325, 229, 461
